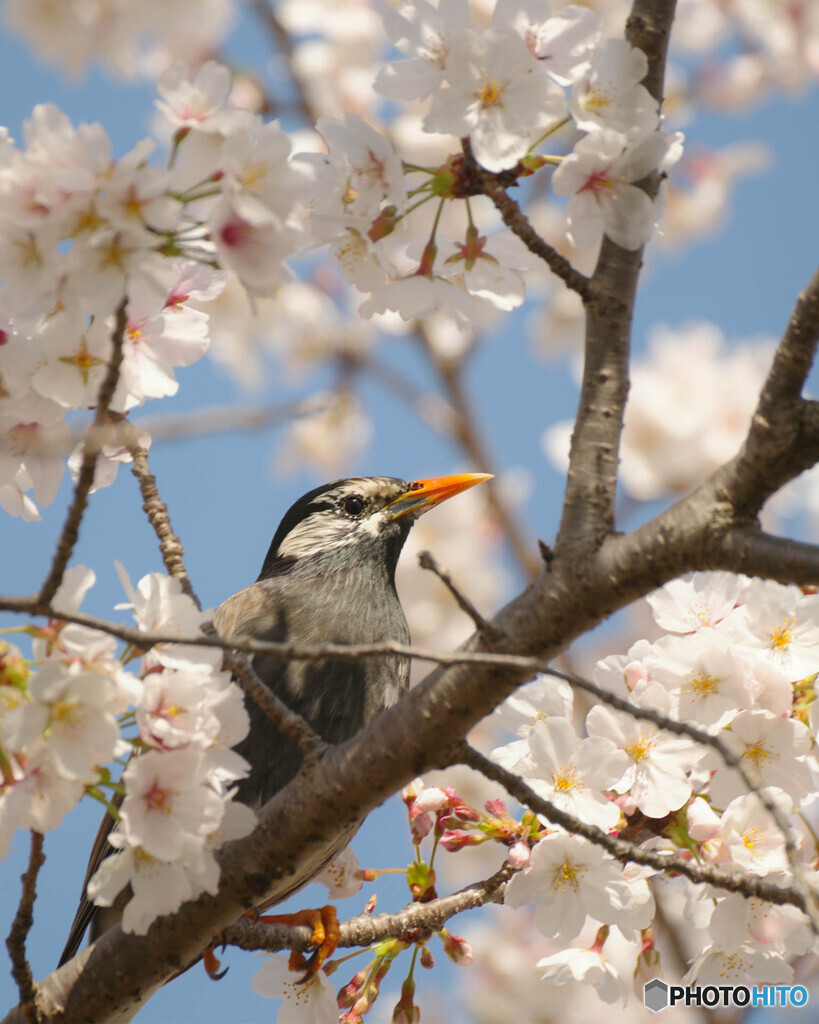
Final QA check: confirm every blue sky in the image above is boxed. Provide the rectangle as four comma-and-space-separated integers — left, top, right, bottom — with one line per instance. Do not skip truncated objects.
1, 5, 818, 1021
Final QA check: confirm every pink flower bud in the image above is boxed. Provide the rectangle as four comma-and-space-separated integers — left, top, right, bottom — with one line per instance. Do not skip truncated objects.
439, 829, 484, 852
401, 778, 425, 805
686, 797, 721, 841
440, 930, 473, 966
410, 810, 433, 842
507, 840, 530, 869
624, 660, 648, 691
485, 798, 509, 817
414, 787, 448, 812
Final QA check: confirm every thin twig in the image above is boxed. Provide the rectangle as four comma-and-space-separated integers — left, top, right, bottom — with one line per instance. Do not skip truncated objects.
418, 550, 502, 642
222, 866, 511, 954
128, 443, 200, 609
473, 163, 594, 302
38, 299, 128, 606
457, 744, 814, 912
223, 651, 326, 762
6, 831, 45, 1019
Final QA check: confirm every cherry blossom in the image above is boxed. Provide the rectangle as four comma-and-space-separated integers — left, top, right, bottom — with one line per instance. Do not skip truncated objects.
208, 196, 301, 298
505, 832, 644, 940
646, 571, 747, 634
706, 709, 813, 807
552, 128, 681, 251
646, 630, 755, 728
425, 29, 566, 172
718, 789, 793, 874
8, 663, 121, 780
536, 947, 626, 1005
120, 748, 227, 861
512, 716, 629, 830
492, 2, 602, 86
585, 700, 706, 818
220, 122, 299, 227
252, 955, 339, 1023
88, 831, 206, 936
374, 0, 472, 103
316, 844, 363, 899
156, 60, 235, 134
569, 39, 659, 136
718, 578, 819, 682
114, 564, 219, 669
684, 939, 795, 987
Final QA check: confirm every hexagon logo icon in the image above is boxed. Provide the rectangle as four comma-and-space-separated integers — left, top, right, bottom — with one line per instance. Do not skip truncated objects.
644, 979, 669, 1013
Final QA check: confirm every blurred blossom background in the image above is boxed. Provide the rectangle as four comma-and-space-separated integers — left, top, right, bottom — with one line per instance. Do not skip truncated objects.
1, 0, 818, 1021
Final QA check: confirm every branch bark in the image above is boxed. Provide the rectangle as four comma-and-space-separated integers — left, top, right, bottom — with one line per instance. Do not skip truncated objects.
38, 299, 128, 606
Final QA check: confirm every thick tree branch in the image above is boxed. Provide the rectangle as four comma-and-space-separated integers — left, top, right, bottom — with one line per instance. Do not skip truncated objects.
555, 0, 677, 555
709, 527, 819, 585
38, 299, 128, 606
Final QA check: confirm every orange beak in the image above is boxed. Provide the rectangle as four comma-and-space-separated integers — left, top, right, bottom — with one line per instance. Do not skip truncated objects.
386, 472, 493, 520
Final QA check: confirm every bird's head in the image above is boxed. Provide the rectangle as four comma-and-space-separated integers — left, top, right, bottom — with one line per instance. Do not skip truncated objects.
258, 473, 492, 581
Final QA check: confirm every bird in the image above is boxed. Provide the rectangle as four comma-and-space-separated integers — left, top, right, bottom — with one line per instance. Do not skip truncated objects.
59, 472, 491, 974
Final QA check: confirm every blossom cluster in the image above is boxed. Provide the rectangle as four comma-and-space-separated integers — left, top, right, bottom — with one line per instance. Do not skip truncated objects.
0, 566, 255, 934
477, 571, 819, 1003
0, 2, 689, 522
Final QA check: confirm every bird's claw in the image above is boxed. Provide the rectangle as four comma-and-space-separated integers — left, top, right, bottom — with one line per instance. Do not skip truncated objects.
202, 942, 229, 980
256, 905, 341, 979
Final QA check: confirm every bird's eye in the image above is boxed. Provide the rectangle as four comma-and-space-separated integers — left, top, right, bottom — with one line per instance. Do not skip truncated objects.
341, 495, 366, 517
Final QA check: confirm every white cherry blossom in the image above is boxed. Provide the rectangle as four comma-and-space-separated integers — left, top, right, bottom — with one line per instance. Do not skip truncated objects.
647, 571, 747, 633
220, 122, 298, 227
536, 947, 626, 1005
424, 29, 566, 172
505, 832, 639, 940
252, 954, 339, 1022
491, 2, 602, 86
706, 709, 813, 807
585, 698, 706, 818
120, 748, 227, 861
570, 39, 659, 136
646, 630, 755, 728
374, 0, 472, 102
519, 716, 629, 830
552, 128, 680, 251
718, 579, 819, 682
156, 60, 235, 134
718, 788, 792, 874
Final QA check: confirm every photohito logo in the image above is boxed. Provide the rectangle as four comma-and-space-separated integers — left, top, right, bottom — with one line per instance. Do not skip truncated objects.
644, 979, 809, 1013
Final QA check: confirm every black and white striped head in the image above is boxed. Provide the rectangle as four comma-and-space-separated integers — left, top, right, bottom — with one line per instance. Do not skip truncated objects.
258, 474, 491, 580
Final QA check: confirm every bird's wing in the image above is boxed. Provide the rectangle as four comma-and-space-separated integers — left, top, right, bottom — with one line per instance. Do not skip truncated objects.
58, 792, 122, 966
213, 580, 286, 640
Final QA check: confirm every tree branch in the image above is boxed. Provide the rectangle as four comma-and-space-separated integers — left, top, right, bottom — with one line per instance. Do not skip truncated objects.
555, 0, 677, 555
222, 651, 326, 763
38, 299, 128, 606
456, 744, 813, 911
222, 867, 511, 955
128, 442, 200, 609
417, 550, 502, 642
474, 165, 594, 301
5, 831, 45, 1020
